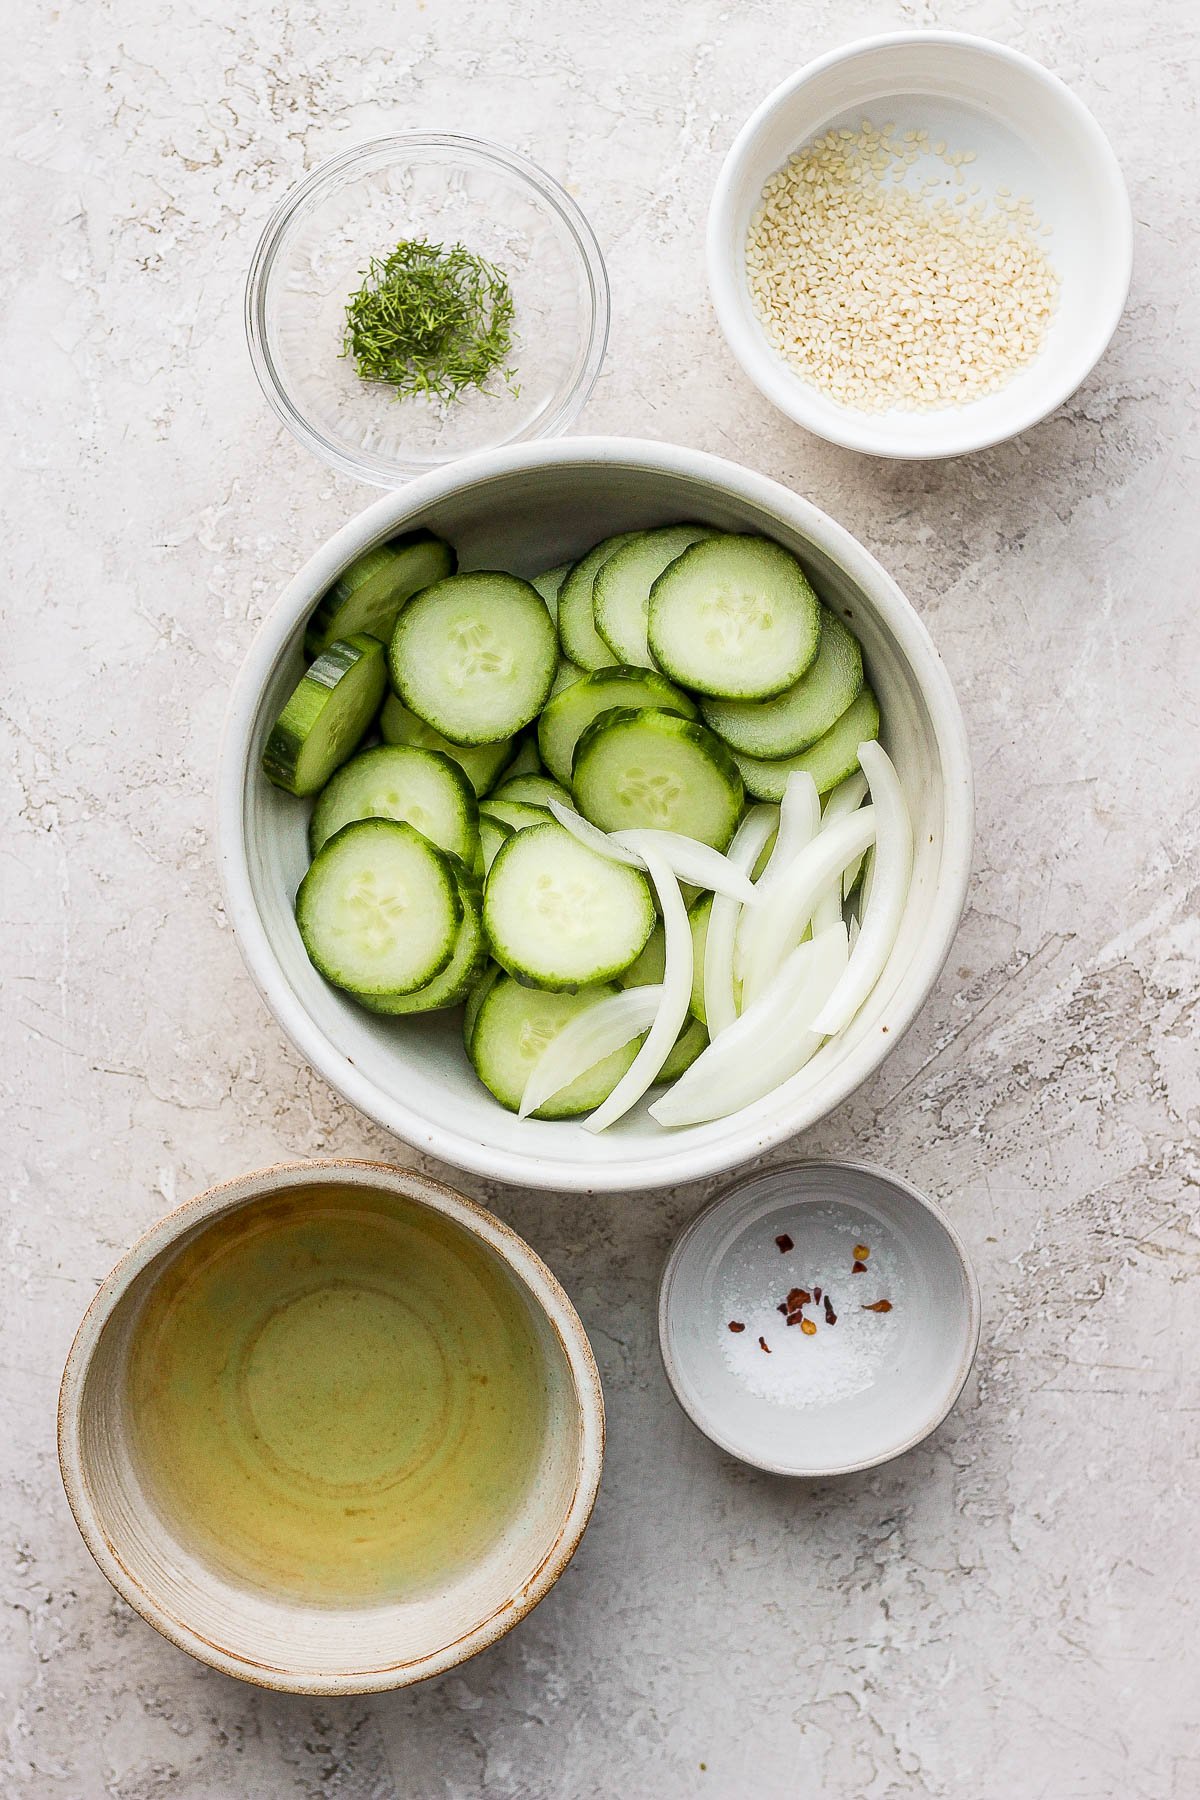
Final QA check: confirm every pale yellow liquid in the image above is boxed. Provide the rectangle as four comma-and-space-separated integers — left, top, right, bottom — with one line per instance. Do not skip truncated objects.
126, 1187, 549, 1603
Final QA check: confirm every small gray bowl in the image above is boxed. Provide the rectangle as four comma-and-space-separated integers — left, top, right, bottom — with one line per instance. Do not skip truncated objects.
658, 1160, 980, 1476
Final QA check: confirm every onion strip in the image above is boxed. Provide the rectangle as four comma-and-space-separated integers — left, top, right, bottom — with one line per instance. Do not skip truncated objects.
703, 805, 778, 1038
735, 806, 876, 1002
649, 923, 848, 1126
518, 985, 661, 1119
546, 803, 758, 903
823, 770, 870, 901
811, 770, 869, 937
739, 771, 820, 1005
810, 740, 912, 1037
611, 828, 757, 905
583, 848, 692, 1132
546, 800, 644, 867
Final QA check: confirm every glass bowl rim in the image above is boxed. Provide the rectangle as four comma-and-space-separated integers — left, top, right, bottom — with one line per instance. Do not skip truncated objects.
244, 132, 611, 486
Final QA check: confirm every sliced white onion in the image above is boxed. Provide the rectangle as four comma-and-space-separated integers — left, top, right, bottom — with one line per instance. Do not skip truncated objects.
811, 740, 913, 1037
811, 770, 869, 937
735, 806, 875, 1012
823, 769, 869, 823
649, 923, 848, 1126
518, 985, 661, 1120
704, 805, 778, 1038
547, 800, 644, 867
583, 849, 692, 1132
610, 828, 758, 906
738, 771, 820, 1004
856, 844, 876, 916
827, 770, 870, 900
545, 804, 758, 904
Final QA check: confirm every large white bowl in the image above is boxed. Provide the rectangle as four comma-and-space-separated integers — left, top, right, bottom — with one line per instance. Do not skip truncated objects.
708, 32, 1133, 459
218, 438, 974, 1192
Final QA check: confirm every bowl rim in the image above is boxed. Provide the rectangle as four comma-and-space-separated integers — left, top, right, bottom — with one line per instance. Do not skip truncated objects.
244, 131, 611, 487
656, 1157, 982, 1476
706, 29, 1134, 460
57, 1158, 605, 1695
216, 434, 975, 1192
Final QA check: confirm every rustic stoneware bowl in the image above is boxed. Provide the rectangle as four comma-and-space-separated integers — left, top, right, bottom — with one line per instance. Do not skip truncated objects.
218, 438, 974, 1191
58, 1161, 604, 1694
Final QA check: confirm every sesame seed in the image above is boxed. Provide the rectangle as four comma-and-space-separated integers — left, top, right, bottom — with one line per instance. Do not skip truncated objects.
743, 125, 1061, 413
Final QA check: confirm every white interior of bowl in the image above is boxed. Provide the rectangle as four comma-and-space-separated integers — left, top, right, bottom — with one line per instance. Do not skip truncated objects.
218, 440, 973, 1192
659, 1162, 981, 1475
60, 1164, 602, 1693
708, 33, 1132, 458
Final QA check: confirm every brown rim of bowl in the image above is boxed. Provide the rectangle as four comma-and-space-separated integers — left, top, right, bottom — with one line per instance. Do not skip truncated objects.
58, 1158, 605, 1694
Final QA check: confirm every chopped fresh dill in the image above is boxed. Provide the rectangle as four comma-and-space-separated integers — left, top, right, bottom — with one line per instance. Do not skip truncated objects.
341, 239, 519, 403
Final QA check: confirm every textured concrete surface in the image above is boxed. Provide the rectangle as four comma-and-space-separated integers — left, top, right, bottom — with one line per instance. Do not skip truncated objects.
3, 0, 1197, 1794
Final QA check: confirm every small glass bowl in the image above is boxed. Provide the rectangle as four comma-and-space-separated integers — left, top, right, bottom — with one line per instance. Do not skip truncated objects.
245, 134, 610, 486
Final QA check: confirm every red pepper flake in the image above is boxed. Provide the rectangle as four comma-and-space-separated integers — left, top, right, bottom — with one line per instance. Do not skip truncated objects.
800, 1318, 818, 1336
786, 1287, 812, 1310
776, 1301, 788, 1316
823, 1294, 837, 1325
758, 1335, 771, 1353
775, 1233, 794, 1253
813, 1286, 822, 1304
851, 1260, 867, 1274
728, 1320, 746, 1333
853, 1243, 870, 1261
862, 1299, 893, 1313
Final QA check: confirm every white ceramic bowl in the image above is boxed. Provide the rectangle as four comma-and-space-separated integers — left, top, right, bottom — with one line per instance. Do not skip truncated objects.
658, 1161, 981, 1475
708, 32, 1132, 458
58, 1160, 604, 1694
218, 437, 974, 1192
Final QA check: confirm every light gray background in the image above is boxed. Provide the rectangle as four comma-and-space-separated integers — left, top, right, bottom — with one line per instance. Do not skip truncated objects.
3, 0, 1197, 1794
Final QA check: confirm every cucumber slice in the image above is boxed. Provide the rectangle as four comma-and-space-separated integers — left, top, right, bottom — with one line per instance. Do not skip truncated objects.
648, 535, 821, 699
477, 814, 514, 875
658, 1014, 708, 1083
463, 962, 501, 1051
491, 774, 574, 810
469, 975, 643, 1118
304, 532, 456, 660
730, 688, 881, 802
592, 525, 713, 668
295, 819, 461, 998
379, 695, 514, 797
480, 797, 552, 834
556, 532, 642, 669
390, 572, 557, 745
262, 635, 387, 797
572, 708, 744, 852
502, 735, 543, 781
615, 931, 707, 1079
617, 920, 665, 988
550, 659, 587, 698
531, 561, 572, 623
700, 608, 864, 757
482, 821, 655, 989
309, 745, 479, 862
687, 894, 712, 1024
537, 666, 698, 786
625, 894, 709, 982
358, 869, 485, 1015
